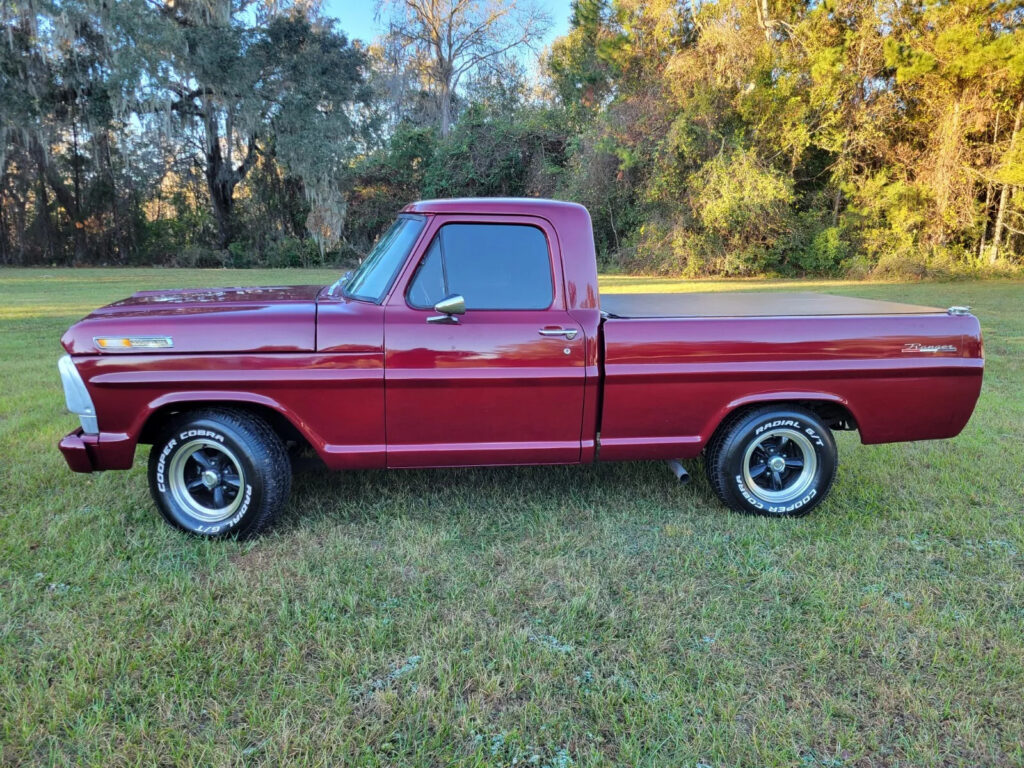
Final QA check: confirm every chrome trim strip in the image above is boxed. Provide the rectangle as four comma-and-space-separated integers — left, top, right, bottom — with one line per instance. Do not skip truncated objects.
58, 355, 98, 434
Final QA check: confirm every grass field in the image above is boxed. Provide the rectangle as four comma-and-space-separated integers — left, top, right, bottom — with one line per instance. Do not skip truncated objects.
1, 269, 1022, 767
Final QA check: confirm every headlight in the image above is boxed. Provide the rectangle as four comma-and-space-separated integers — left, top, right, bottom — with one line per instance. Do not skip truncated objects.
58, 355, 98, 434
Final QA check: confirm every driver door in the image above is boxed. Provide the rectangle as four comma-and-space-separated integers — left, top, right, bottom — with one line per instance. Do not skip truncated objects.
383, 215, 587, 467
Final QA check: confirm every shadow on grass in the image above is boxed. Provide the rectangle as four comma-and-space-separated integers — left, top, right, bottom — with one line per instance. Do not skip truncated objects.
281, 459, 720, 532
274, 441, 892, 545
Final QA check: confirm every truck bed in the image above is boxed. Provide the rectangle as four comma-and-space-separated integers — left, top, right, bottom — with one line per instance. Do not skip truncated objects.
597, 296, 983, 462
601, 291, 942, 318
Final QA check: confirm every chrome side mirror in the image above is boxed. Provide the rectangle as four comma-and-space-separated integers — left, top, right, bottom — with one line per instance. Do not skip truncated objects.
427, 294, 466, 324
425, 290, 466, 321
434, 294, 465, 315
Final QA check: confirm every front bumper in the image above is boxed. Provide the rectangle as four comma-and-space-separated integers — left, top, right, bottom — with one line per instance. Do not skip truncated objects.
59, 429, 97, 473
58, 428, 136, 473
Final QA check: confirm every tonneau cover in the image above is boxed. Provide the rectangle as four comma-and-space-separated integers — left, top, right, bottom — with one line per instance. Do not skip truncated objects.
601, 291, 942, 319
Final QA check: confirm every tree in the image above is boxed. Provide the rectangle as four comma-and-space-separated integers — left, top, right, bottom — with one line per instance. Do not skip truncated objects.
990, 98, 1024, 263
378, 0, 550, 137
881, 0, 1024, 260
4, 0, 1024, 272
137, 1, 370, 249
1, 0, 372, 261
546, 0, 619, 118
1, 0, 157, 264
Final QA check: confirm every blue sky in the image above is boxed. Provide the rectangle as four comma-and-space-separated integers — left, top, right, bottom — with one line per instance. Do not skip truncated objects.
321, 0, 572, 49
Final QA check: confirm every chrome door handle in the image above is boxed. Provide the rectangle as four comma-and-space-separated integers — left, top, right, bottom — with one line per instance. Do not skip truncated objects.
539, 328, 578, 340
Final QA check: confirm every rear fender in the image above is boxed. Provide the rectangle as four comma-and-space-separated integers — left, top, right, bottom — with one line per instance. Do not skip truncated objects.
708, 392, 858, 442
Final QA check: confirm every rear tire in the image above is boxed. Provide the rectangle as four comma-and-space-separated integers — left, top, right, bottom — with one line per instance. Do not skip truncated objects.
148, 408, 291, 538
705, 405, 837, 517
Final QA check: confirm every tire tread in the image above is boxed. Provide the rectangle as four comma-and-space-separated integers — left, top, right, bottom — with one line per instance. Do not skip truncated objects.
704, 404, 837, 518
148, 407, 291, 538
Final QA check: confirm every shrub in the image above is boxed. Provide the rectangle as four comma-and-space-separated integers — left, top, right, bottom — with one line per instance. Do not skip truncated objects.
171, 246, 229, 268
687, 148, 795, 267
772, 212, 850, 275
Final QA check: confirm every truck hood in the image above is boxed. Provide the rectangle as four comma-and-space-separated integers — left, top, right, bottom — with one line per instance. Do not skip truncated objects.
61, 285, 323, 355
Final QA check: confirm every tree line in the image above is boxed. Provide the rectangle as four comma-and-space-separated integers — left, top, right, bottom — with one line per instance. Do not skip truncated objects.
2, 0, 1023, 276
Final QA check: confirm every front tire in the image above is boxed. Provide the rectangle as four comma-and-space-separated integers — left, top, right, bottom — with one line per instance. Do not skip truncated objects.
705, 405, 837, 517
148, 408, 291, 538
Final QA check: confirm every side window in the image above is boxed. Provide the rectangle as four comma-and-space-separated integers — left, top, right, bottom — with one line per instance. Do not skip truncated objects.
407, 223, 553, 310
406, 238, 445, 308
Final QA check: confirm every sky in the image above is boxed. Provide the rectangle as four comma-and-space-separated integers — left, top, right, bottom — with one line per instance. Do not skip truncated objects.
320, 0, 572, 50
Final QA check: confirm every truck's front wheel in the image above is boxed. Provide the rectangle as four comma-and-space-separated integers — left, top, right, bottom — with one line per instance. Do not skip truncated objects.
148, 408, 291, 538
705, 405, 837, 517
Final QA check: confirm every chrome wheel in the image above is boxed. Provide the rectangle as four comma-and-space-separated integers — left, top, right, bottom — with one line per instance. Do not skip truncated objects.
741, 428, 817, 504
168, 438, 245, 523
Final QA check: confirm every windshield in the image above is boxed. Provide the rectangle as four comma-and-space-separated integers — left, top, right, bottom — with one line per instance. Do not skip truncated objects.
337, 215, 426, 303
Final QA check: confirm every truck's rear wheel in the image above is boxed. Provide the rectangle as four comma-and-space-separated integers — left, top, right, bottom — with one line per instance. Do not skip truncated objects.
705, 405, 837, 517
148, 408, 291, 538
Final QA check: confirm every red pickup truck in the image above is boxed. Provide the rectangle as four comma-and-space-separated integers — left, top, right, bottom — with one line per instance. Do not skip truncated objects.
58, 198, 984, 537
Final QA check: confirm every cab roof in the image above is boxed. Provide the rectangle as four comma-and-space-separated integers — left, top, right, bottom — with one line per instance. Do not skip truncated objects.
401, 198, 587, 216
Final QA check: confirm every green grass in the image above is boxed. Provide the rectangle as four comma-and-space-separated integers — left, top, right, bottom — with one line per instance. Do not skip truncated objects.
1, 268, 1023, 767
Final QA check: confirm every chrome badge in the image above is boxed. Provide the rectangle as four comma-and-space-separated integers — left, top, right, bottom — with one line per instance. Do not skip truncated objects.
902, 342, 957, 354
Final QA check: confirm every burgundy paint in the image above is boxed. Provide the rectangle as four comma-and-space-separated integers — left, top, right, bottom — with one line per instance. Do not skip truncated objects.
61, 285, 321, 355
57, 198, 983, 474
599, 312, 983, 459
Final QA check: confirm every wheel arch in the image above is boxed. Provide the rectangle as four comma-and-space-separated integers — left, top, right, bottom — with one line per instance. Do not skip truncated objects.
704, 393, 858, 448
137, 392, 317, 454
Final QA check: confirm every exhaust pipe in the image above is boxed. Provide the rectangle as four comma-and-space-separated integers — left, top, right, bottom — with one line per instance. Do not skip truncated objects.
666, 459, 690, 484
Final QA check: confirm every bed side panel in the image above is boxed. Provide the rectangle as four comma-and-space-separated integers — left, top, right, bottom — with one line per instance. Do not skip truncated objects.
599, 313, 983, 461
